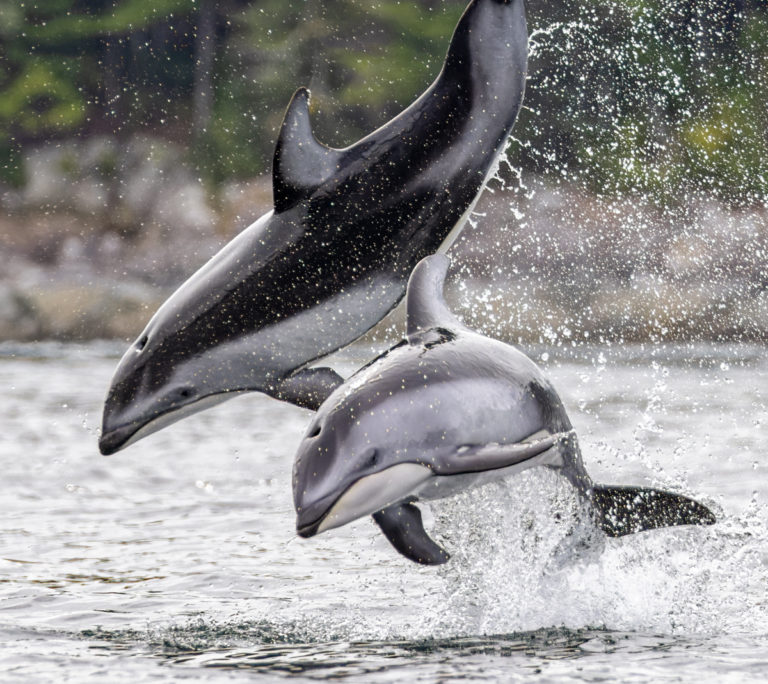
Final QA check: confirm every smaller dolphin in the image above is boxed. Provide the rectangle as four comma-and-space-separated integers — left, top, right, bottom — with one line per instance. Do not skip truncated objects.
292, 255, 715, 565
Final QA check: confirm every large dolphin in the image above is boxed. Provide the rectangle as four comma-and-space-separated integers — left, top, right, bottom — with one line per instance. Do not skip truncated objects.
293, 255, 716, 565
99, 0, 528, 455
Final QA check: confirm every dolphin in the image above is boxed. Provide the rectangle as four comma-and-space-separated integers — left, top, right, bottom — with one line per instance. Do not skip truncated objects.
99, 0, 529, 455
292, 255, 716, 565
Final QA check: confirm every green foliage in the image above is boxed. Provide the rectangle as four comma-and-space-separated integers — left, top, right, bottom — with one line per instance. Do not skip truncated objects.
190, 0, 465, 179
0, 0, 765, 205
0, 2, 24, 39
330, 1, 462, 109
22, 0, 195, 42
0, 57, 86, 135
520, 0, 768, 206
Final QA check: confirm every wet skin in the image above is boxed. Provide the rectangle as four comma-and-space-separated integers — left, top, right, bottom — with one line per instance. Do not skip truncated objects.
100, 0, 528, 455
292, 256, 716, 565
293, 256, 583, 542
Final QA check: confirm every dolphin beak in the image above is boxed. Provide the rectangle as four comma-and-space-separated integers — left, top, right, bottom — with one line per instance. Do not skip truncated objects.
296, 463, 433, 537
98, 422, 137, 455
99, 391, 241, 455
99, 390, 154, 454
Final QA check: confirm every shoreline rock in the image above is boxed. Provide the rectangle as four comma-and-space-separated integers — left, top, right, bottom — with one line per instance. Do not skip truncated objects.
1, 140, 766, 344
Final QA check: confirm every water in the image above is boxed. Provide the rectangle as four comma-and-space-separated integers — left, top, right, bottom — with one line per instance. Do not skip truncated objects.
1, 341, 766, 682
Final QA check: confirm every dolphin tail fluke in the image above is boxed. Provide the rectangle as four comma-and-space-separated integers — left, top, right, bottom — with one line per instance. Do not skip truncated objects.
373, 502, 450, 565
271, 367, 345, 410
590, 484, 716, 537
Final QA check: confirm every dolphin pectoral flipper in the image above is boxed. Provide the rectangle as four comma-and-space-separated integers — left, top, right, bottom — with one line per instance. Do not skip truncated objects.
373, 502, 450, 566
431, 432, 570, 476
591, 484, 716, 537
272, 367, 345, 410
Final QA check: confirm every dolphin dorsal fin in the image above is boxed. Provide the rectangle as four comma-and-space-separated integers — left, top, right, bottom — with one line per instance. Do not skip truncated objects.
406, 254, 464, 335
272, 88, 343, 213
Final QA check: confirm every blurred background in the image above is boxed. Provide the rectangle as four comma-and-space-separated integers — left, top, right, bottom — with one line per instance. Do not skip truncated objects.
0, 0, 766, 344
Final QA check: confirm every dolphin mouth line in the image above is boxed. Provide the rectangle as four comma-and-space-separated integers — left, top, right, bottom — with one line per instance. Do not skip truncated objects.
296, 432, 572, 537
99, 405, 185, 455
100, 391, 245, 455
296, 490, 346, 538
296, 483, 378, 538
296, 463, 434, 538
296, 515, 330, 539
99, 420, 146, 455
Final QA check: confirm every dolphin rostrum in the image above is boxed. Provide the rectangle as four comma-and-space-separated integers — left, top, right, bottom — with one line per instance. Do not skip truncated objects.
99, 0, 528, 455
292, 255, 716, 565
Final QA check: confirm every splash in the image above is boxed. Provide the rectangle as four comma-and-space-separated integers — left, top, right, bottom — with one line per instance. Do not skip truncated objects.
417, 470, 767, 638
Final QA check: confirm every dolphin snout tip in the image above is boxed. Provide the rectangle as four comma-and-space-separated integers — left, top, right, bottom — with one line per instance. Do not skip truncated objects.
296, 524, 318, 539
295, 498, 335, 539
98, 431, 124, 456
98, 420, 136, 455
295, 514, 321, 539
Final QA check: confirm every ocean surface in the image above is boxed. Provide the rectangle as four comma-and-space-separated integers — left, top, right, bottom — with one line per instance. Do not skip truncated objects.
1, 340, 766, 682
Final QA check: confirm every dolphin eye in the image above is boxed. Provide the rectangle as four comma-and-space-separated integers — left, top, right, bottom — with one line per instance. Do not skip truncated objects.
364, 448, 379, 468
176, 387, 194, 400
308, 424, 321, 438
137, 335, 148, 351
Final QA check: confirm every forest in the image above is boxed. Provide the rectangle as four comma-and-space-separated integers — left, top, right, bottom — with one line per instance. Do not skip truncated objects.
1, 0, 767, 343
1, 0, 766, 204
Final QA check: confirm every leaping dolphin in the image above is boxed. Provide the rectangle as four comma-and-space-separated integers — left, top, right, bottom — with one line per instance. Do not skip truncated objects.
99, 0, 528, 455
292, 255, 716, 565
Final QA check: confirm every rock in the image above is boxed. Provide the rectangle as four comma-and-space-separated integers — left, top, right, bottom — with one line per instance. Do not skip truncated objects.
2, 162, 767, 343
22, 143, 75, 208
1, 278, 168, 341
0, 282, 41, 340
